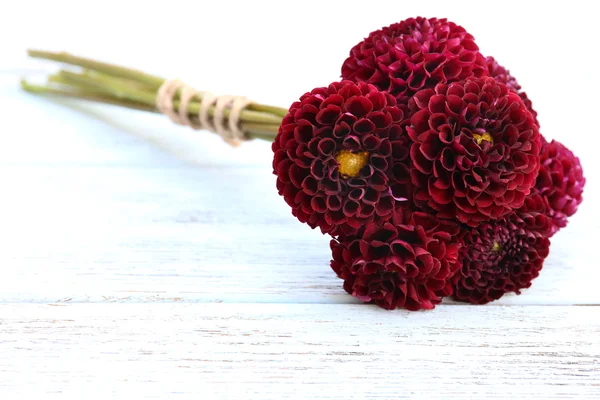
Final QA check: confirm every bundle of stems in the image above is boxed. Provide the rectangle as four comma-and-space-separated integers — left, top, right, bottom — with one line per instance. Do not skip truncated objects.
20, 50, 288, 142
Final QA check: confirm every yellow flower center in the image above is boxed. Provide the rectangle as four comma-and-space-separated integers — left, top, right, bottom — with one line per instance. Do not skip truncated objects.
492, 241, 502, 252
473, 132, 494, 145
336, 150, 369, 178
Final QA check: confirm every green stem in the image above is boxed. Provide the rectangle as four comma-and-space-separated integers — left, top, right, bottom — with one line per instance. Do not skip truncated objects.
21, 80, 279, 140
28, 49, 165, 87
24, 50, 286, 142
85, 70, 158, 92
249, 103, 289, 118
21, 80, 154, 112
57, 70, 157, 104
28, 49, 288, 122
54, 70, 283, 125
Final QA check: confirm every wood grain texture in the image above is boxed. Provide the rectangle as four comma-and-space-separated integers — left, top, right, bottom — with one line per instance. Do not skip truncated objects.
0, 77, 598, 307
0, 73, 600, 305
0, 162, 596, 305
1, 304, 598, 399
1, 11, 599, 396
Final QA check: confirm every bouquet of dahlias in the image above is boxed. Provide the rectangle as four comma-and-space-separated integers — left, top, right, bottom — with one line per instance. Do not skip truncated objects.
23, 17, 585, 311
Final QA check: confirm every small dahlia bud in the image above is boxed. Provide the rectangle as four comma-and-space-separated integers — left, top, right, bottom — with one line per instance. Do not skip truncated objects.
535, 140, 585, 234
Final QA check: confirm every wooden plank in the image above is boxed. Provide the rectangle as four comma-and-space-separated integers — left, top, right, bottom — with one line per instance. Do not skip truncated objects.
2, 63, 598, 306
2, 4, 598, 399
0, 161, 596, 305
0, 304, 598, 399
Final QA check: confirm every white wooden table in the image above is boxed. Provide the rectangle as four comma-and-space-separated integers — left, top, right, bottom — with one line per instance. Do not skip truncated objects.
1, 72, 599, 400
1, 1, 599, 397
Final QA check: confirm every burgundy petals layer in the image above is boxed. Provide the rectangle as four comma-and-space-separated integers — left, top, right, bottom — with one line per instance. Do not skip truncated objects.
272, 80, 412, 236
270, 16, 586, 311
331, 210, 462, 310
341, 17, 488, 103
407, 77, 542, 226
453, 203, 552, 304
535, 140, 585, 234
485, 56, 539, 127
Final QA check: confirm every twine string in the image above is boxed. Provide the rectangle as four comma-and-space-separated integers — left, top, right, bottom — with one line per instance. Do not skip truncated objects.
156, 79, 251, 145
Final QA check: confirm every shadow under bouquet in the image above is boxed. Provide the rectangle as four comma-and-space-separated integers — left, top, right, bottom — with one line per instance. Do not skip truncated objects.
23, 16, 585, 311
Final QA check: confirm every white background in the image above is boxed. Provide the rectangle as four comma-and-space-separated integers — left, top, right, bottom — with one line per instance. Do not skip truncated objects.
0, 1, 599, 399
3, 0, 598, 164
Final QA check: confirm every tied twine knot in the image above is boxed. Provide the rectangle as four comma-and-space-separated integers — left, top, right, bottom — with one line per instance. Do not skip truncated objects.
156, 79, 252, 146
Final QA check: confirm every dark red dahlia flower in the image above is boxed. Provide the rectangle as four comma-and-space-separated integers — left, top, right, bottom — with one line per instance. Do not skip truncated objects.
453, 205, 552, 304
485, 56, 539, 127
408, 77, 542, 226
330, 210, 462, 310
341, 17, 488, 103
535, 140, 585, 233
272, 80, 413, 236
